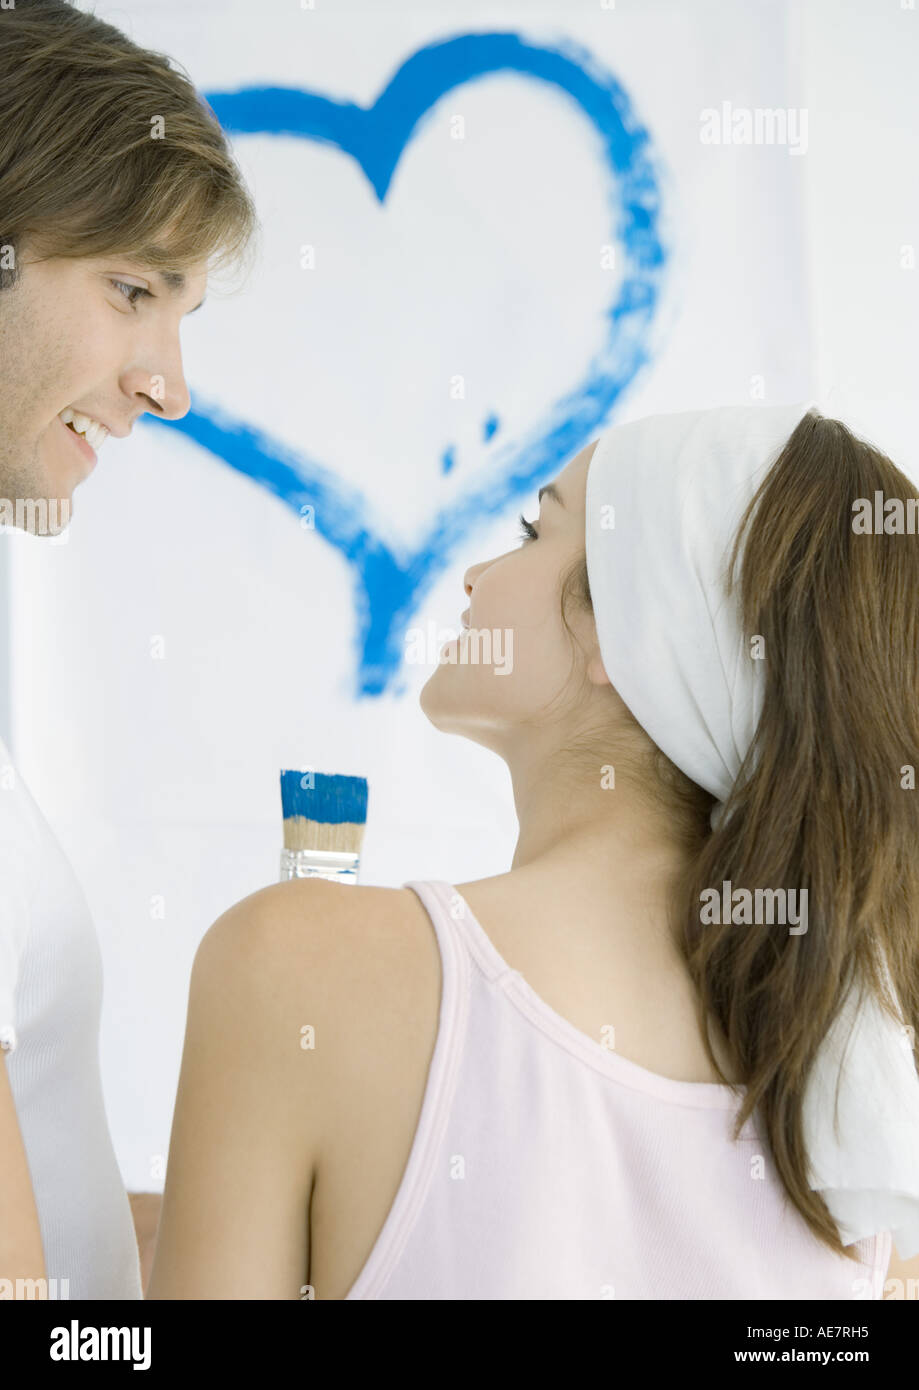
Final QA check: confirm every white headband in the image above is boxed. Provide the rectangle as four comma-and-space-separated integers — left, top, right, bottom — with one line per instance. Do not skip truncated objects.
585, 402, 919, 1263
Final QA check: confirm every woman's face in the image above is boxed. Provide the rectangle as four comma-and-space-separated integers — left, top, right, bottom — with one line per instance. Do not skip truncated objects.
420, 439, 605, 751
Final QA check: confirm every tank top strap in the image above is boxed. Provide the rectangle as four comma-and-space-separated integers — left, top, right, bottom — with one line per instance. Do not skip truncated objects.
402, 879, 468, 962
405, 879, 521, 981
343, 880, 470, 1299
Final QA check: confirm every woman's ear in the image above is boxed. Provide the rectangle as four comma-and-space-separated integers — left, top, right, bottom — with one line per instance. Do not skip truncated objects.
585, 640, 611, 688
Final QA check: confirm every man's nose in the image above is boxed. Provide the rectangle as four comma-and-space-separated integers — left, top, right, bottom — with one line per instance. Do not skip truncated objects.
121, 360, 191, 422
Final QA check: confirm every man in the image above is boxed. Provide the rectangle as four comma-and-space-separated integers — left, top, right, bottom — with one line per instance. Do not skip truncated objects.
0, 0, 256, 1298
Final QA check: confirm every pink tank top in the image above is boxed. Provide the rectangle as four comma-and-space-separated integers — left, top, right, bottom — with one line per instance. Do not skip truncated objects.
343, 880, 892, 1300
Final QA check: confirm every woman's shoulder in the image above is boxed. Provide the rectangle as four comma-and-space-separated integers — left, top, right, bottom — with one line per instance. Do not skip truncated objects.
199, 878, 422, 951
189, 881, 443, 1145
194, 879, 439, 1034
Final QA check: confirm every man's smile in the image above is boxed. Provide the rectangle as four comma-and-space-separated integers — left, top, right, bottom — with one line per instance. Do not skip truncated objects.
57, 411, 99, 471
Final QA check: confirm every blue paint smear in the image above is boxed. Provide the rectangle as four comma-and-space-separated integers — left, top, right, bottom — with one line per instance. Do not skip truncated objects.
441, 446, 456, 475
280, 770, 368, 824
151, 31, 668, 697
482, 415, 499, 442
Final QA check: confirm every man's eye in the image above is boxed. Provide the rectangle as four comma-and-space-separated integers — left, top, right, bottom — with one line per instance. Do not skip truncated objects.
517, 512, 538, 544
110, 279, 151, 307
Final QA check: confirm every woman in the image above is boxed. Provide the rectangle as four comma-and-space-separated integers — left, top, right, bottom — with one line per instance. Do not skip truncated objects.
147, 403, 919, 1299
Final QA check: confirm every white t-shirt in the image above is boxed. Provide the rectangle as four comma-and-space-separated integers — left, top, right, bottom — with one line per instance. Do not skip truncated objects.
0, 736, 141, 1299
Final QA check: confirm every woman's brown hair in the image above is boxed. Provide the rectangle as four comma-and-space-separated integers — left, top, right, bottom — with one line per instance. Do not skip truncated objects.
0, 0, 258, 289
560, 409, 919, 1259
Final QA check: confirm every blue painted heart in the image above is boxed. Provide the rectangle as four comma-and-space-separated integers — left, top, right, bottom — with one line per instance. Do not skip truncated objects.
147, 31, 666, 695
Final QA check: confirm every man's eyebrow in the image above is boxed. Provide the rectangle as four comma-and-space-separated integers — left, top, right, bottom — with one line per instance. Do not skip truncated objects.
153, 267, 205, 314
537, 482, 565, 508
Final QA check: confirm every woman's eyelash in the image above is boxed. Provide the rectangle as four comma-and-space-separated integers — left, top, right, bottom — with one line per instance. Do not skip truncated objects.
517, 512, 538, 543
110, 279, 151, 307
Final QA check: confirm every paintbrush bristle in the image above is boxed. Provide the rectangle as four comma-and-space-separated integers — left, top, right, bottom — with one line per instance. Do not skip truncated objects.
280, 771, 368, 855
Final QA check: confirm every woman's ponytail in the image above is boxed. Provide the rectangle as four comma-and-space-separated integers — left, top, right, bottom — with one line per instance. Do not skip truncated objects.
683, 409, 919, 1258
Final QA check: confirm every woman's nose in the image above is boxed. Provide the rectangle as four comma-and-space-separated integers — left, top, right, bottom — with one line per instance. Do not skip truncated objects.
463, 560, 485, 595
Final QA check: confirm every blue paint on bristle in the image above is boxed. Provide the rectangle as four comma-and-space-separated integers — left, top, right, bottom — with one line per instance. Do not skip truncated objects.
280, 771, 368, 824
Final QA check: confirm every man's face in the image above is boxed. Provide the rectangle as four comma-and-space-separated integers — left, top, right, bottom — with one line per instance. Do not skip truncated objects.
0, 244, 207, 528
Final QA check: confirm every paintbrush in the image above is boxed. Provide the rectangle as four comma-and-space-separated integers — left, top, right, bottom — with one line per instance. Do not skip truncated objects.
279, 770, 369, 884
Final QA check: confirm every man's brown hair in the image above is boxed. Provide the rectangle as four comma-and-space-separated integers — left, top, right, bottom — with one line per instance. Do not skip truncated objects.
0, 0, 258, 290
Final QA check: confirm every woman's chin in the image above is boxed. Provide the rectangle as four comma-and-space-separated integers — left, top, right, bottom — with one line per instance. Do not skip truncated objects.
419, 677, 466, 735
